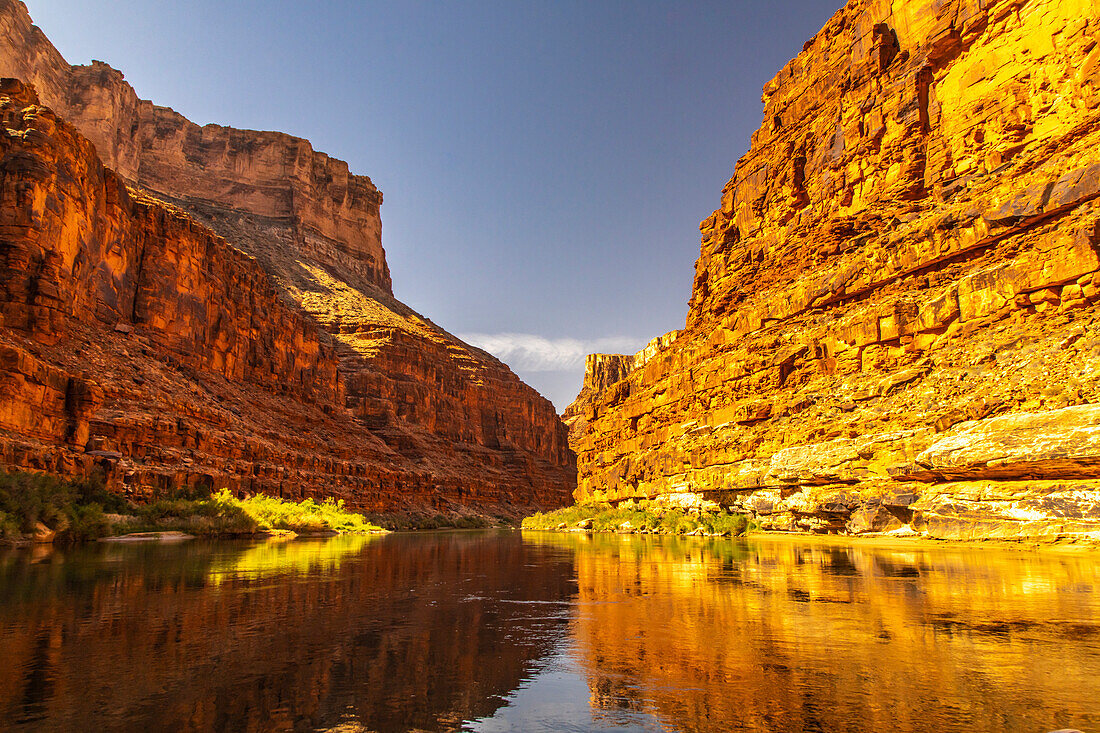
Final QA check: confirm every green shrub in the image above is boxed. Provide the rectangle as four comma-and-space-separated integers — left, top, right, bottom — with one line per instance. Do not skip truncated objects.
63, 503, 112, 543
0, 508, 20, 539
0, 469, 119, 542
208, 491, 381, 533
123, 490, 382, 535
521, 500, 753, 537
0, 468, 383, 541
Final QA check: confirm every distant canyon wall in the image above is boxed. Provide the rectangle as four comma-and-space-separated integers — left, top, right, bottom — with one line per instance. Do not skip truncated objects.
568, 0, 1100, 540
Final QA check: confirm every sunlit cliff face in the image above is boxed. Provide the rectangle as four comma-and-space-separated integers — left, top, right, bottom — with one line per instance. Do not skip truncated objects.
548, 533, 1100, 733
566, 0, 1100, 543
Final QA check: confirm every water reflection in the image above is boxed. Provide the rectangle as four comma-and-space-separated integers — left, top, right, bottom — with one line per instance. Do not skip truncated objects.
531, 533, 1100, 733
204, 533, 375, 585
0, 532, 575, 732
1, 532, 1098, 732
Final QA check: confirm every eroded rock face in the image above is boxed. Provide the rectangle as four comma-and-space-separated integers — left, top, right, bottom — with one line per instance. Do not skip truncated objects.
0, 0, 575, 514
568, 0, 1100, 540
561, 332, 678, 442
0, 1, 389, 291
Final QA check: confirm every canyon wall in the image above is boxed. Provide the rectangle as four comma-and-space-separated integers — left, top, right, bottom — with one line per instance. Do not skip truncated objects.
0, 2, 389, 291
568, 0, 1100, 540
0, 0, 573, 514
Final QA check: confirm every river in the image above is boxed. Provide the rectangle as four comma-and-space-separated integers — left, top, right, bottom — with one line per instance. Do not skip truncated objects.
0, 531, 1097, 732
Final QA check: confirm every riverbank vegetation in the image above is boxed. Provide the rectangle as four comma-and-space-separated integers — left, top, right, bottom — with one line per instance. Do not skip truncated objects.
0, 469, 384, 544
521, 501, 754, 536
364, 511, 506, 531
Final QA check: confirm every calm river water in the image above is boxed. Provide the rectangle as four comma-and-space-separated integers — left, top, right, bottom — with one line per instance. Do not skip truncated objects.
0, 531, 1097, 732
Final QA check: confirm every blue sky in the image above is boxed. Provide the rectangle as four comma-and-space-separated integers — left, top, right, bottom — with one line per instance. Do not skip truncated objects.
25, 0, 842, 409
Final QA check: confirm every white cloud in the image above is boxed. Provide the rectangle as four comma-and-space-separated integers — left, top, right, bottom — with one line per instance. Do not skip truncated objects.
459, 333, 641, 372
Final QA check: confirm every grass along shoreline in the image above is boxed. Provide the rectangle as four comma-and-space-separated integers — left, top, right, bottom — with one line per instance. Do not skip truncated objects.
521, 501, 755, 537
0, 469, 385, 545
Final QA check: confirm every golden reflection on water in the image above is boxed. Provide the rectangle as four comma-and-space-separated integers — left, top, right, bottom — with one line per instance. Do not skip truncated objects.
204, 533, 376, 585
529, 533, 1100, 733
2, 532, 1098, 732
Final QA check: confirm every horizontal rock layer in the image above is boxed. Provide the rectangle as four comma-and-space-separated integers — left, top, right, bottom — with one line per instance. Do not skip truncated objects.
0, 0, 574, 514
567, 0, 1100, 540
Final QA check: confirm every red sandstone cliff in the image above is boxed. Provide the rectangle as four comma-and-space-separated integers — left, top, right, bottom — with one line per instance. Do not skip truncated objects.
0, 4, 389, 292
568, 0, 1100, 540
0, 1, 574, 515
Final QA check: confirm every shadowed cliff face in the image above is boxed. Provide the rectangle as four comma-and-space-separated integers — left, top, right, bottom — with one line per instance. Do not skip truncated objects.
567, 0, 1100, 540
0, 0, 575, 512
537, 533, 1100, 733
0, 533, 577, 732
0, 79, 407, 506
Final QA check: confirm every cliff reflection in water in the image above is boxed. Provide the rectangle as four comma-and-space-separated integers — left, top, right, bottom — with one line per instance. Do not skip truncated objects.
0, 532, 576, 732
538, 533, 1100, 733
2, 532, 1099, 733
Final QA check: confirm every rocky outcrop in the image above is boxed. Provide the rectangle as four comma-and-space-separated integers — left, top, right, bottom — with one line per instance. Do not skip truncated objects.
562, 332, 678, 441
0, 1, 574, 515
567, 0, 1100, 540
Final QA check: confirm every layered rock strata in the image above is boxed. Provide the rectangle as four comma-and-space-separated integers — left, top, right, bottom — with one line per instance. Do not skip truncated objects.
568, 0, 1100, 540
562, 331, 678, 442
0, 1, 573, 514
0, 2, 390, 292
